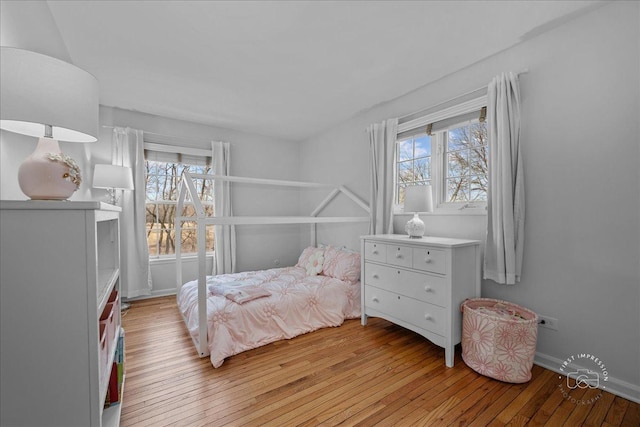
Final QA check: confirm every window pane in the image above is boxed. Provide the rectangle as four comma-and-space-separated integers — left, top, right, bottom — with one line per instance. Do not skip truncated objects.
448, 127, 469, 150
180, 228, 198, 253
444, 120, 489, 204
470, 122, 487, 146
175, 224, 216, 254
146, 204, 158, 229
155, 228, 175, 255
414, 135, 431, 158
398, 161, 413, 184
146, 163, 159, 200
448, 151, 468, 177
447, 176, 469, 202
469, 176, 488, 201
414, 157, 430, 181
156, 204, 176, 228
398, 139, 413, 162
396, 134, 433, 206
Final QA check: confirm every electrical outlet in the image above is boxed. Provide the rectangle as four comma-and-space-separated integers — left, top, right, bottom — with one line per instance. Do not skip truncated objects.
274, 259, 280, 266
538, 315, 558, 331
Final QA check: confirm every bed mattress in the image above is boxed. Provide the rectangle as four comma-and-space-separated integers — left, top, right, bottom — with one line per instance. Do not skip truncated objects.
177, 266, 361, 368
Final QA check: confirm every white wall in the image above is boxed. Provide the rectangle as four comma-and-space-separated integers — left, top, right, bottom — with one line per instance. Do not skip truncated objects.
300, 1, 640, 401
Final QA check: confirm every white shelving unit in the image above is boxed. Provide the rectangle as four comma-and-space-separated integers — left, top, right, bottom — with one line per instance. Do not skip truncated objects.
0, 200, 123, 427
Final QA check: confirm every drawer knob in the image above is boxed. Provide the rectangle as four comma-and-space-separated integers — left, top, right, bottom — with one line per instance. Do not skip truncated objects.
424, 258, 432, 263
373, 250, 379, 255
424, 314, 433, 321
424, 286, 433, 292
372, 274, 379, 279
372, 297, 379, 303
395, 253, 402, 259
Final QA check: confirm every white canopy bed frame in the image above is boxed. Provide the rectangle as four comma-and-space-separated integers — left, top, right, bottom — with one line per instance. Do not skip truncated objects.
175, 171, 370, 357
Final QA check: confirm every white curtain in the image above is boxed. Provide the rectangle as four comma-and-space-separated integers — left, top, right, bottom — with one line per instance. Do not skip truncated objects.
484, 72, 525, 285
212, 141, 236, 274
112, 127, 152, 297
367, 118, 398, 235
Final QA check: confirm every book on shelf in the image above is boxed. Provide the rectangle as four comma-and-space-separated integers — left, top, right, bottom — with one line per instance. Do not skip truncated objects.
104, 329, 125, 408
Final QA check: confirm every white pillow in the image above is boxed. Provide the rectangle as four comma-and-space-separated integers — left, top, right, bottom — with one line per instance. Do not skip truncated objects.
305, 250, 324, 276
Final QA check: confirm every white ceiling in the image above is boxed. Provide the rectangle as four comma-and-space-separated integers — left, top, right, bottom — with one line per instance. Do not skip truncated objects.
46, 0, 600, 141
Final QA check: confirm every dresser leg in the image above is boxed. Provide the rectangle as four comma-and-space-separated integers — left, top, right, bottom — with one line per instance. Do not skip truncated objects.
361, 314, 368, 326
445, 347, 454, 367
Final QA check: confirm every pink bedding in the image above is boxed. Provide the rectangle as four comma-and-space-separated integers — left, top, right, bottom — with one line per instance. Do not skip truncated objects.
177, 266, 361, 368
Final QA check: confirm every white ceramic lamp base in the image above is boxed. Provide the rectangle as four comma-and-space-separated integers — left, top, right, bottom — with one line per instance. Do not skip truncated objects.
405, 212, 425, 238
17, 137, 80, 200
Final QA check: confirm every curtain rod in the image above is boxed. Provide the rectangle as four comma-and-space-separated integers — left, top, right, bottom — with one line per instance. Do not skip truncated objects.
398, 69, 529, 122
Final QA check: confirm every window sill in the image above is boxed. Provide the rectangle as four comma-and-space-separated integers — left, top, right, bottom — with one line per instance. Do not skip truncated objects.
149, 253, 214, 265
396, 209, 487, 217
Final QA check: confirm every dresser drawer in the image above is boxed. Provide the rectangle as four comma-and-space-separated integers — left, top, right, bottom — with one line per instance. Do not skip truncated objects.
412, 247, 446, 274
364, 241, 386, 263
364, 285, 446, 336
386, 244, 412, 268
364, 262, 448, 307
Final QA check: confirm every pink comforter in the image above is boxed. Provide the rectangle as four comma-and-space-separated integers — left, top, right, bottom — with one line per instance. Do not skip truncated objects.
177, 266, 361, 368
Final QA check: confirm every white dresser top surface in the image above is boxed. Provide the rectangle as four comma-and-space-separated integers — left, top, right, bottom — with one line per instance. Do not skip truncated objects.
0, 200, 121, 212
361, 234, 480, 248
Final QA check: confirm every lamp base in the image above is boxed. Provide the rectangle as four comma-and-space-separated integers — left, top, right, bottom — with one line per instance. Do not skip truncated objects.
405, 212, 425, 238
18, 137, 80, 200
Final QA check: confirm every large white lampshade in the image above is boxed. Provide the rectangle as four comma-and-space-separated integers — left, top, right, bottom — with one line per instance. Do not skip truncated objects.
0, 47, 99, 200
93, 164, 134, 205
404, 185, 433, 238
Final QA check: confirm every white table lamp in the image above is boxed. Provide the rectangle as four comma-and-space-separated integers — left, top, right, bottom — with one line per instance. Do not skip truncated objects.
0, 47, 99, 200
404, 185, 433, 238
93, 164, 134, 205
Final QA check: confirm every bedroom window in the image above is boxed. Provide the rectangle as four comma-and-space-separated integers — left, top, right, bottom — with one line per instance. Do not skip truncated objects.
444, 120, 488, 203
145, 148, 214, 257
395, 96, 488, 212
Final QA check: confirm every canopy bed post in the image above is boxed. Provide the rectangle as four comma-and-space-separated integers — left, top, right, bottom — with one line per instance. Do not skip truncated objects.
197, 214, 208, 356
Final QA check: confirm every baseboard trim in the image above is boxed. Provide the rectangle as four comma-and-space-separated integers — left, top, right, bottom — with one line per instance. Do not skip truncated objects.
534, 352, 640, 404
125, 289, 177, 302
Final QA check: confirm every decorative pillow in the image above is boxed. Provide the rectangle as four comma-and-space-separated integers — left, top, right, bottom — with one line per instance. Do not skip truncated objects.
296, 246, 324, 268
322, 246, 361, 284
305, 250, 324, 276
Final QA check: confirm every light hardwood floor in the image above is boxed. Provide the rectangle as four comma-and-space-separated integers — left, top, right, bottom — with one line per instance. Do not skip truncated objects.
120, 296, 639, 426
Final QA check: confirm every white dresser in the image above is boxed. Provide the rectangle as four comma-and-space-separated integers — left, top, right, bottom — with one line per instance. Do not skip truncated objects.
0, 201, 123, 427
360, 234, 481, 367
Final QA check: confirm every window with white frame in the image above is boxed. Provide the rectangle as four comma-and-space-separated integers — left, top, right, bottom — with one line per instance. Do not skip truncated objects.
396, 96, 488, 212
444, 120, 488, 203
145, 146, 215, 257
396, 134, 432, 204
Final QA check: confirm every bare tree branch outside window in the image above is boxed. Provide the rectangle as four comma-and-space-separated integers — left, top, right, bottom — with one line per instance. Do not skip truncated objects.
446, 121, 488, 202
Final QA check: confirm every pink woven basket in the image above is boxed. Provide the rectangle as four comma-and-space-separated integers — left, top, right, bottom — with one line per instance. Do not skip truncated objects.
461, 298, 538, 383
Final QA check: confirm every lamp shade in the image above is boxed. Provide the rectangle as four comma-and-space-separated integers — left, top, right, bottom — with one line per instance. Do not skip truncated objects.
0, 47, 99, 142
93, 164, 134, 190
404, 185, 433, 213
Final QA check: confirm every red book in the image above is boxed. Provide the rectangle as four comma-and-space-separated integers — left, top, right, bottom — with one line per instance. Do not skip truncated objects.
109, 363, 119, 404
